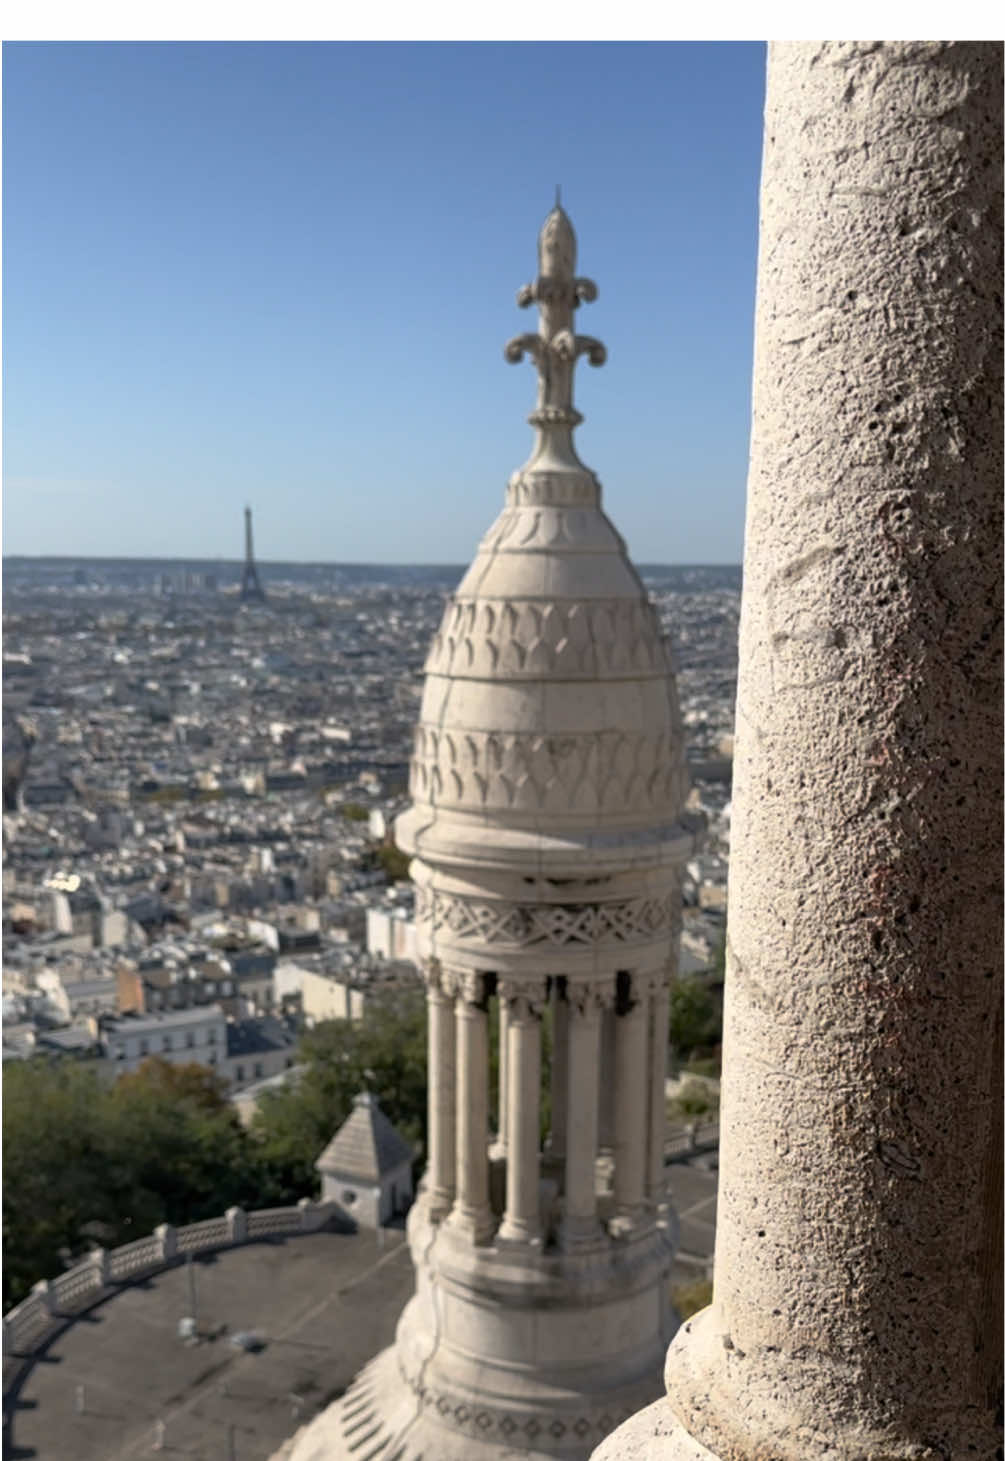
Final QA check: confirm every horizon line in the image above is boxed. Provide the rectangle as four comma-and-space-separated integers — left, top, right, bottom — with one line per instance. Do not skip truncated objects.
3, 553, 743, 569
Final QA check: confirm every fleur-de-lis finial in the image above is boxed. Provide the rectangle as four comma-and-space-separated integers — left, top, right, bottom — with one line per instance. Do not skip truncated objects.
504, 200, 606, 451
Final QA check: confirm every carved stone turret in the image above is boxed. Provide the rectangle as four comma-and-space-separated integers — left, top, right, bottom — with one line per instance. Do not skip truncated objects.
280, 203, 697, 1461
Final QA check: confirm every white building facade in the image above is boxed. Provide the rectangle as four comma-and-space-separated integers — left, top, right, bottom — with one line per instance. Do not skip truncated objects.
99, 1003, 228, 1074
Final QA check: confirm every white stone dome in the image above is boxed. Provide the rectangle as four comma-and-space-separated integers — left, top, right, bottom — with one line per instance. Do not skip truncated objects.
397, 206, 689, 877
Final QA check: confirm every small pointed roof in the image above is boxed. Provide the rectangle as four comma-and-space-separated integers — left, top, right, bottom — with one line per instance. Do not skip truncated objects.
316, 1092, 413, 1182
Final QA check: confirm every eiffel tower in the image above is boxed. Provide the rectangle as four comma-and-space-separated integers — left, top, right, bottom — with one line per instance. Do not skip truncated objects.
240, 506, 266, 603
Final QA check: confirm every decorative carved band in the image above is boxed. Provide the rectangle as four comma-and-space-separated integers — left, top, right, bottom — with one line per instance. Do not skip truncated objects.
415, 887, 676, 950
406, 1373, 636, 1451
505, 473, 599, 507
423, 593, 672, 682
409, 725, 686, 819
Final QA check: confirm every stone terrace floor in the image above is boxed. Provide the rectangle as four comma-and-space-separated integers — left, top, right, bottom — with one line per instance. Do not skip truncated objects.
4, 1160, 716, 1461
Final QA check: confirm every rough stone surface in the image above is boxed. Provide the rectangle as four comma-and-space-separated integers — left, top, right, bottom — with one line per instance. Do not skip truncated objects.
598, 38, 1003, 1461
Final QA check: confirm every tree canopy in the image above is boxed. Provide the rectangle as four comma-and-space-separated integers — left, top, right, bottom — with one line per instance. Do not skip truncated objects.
2, 991, 432, 1309
669, 974, 723, 1064
250, 986, 428, 1204
2, 1057, 256, 1309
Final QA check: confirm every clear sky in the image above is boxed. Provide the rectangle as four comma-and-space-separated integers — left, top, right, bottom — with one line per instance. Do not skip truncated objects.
3, 41, 766, 564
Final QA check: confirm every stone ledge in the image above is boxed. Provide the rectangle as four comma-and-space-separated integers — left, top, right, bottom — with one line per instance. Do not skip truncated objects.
590, 1398, 719, 1460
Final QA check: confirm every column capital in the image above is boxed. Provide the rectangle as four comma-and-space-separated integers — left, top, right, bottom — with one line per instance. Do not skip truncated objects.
631, 968, 667, 1002
423, 956, 448, 994
497, 974, 548, 1019
442, 968, 488, 1007
565, 976, 616, 1017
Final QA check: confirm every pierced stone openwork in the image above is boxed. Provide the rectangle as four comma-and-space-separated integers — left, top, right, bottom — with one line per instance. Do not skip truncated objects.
416, 887, 674, 949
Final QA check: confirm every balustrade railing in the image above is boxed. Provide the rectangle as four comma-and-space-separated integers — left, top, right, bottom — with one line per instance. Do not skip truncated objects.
664, 1119, 720, 1161
2, 1199, 336, 1360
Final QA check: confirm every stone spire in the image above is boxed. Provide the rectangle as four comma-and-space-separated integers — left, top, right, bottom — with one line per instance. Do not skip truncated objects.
504, 200, 606, 489
279, 203, 697, 1461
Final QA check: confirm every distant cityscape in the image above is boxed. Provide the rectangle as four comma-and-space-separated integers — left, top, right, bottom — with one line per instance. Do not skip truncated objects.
2, 556, 738, 1114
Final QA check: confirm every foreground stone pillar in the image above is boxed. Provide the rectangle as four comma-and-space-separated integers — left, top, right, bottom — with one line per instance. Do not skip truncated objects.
448, 972, 494, 1243
425, 962, 456, 1219
596, 39, 1002, 1461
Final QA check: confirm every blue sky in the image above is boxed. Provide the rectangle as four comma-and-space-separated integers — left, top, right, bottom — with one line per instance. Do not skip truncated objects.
3, 41, 766, 564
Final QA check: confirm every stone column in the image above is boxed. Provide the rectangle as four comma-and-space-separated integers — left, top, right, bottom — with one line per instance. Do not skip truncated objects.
426, 961, 456, 1219
595, 39, 1003, 1461
447, 971, 494, 1243
490, 996, 509, 1159
559, 981, 610, 1248
610, 974, 650, 1234
645, 970, 671, 1208
497, 977, 546, 1244
548, 981, 568, 1162
596, 1006, 617, 1151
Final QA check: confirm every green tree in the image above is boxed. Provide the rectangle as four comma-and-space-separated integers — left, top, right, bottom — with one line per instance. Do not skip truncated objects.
2, 1057, 265, 1309
251, 987, 428, 1205
669, 975, 723, 1062
375, 842, 410, 882
107, 1058, 258, 1226
3, 1061, 121, 1308
338, 802, 370, 822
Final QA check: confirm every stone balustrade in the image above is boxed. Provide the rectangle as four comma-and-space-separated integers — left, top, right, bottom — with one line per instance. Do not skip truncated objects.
2, 1197, 335, 1360
664, 1120, 719, 1163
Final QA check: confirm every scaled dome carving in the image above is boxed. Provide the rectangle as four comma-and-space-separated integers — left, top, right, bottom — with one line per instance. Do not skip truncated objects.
398, 201, 690, 877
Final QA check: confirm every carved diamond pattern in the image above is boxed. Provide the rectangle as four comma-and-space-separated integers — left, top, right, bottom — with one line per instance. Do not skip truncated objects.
404, 1370, 628, 1449
419, 889, 673, 949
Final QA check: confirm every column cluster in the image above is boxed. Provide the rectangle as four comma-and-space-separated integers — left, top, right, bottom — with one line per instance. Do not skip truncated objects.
423, 958, 672, 1249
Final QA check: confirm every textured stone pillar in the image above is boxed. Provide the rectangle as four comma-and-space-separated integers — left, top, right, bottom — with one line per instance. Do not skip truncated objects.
426, 963, 456, 1219
498, 978, 545, 1244
610, 977, 650, 1234
646, 972, 670, 1207
559, 983, 608, 1247
448, 972, 494, 1243
548, 982, 569, 1162
595, 39, 1003, 1461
